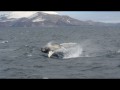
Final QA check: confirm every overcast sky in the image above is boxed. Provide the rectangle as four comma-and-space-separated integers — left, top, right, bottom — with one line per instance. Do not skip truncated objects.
0, 11, 120, 23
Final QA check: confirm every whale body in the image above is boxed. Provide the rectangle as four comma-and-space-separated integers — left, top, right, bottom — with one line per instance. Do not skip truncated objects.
41, 42, 78, 58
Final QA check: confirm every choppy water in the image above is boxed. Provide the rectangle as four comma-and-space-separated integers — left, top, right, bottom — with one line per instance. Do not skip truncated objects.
0, 26, 120, 79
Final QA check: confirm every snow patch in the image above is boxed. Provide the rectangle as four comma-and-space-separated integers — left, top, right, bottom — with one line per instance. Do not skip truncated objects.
42, 11, 58, 15
0, 11, 59, 19
32, 18, 45, 22
7, 11, 38, 19
67, 19, 70, 23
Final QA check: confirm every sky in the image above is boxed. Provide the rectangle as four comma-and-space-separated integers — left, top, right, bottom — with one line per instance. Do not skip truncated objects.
0, 11, 120, 23
57, 11, 120, 23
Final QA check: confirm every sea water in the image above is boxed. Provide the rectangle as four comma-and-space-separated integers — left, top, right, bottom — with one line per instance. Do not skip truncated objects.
0, 26, 120, 78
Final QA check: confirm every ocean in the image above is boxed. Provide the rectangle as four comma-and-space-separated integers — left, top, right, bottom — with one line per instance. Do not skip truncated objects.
0, 26, 120, 79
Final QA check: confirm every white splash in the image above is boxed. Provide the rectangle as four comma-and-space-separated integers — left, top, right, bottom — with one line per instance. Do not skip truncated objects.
0, 41, 8, 44
62, 44, 83, 59
27, 54, 32, 57
46, 42, 83, 59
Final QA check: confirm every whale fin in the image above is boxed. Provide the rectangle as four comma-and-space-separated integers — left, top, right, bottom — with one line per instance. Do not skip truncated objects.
48, 51, 54, 58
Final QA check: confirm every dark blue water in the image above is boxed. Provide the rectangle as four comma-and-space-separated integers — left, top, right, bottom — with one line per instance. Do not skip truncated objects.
0, 26, 120, 79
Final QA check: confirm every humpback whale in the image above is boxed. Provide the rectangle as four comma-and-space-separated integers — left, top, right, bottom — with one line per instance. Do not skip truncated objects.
41, 42, 77, 58
41, 42, 62, 58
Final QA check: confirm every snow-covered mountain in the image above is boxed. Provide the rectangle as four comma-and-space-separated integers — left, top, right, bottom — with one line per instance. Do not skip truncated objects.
0, 11, 108, 27
0, 11, 58, 18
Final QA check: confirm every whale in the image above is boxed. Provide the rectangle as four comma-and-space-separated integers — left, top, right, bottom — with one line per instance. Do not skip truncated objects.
41, 42, 77, 58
